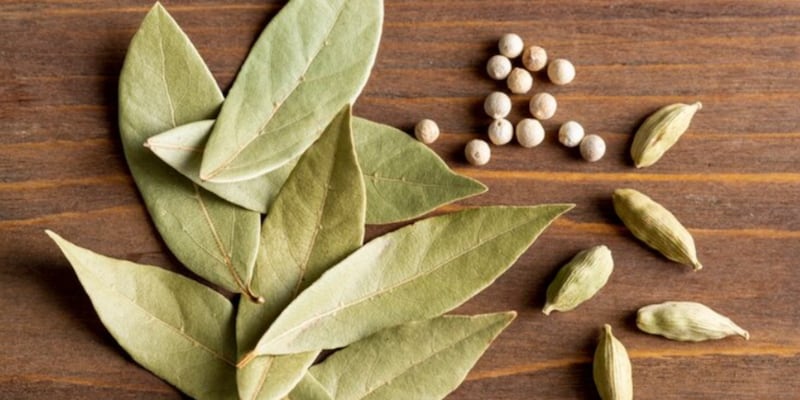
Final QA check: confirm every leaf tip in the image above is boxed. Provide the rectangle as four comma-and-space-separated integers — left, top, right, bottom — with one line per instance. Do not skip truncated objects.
741, 329, 750, 340
469, 177, 489, 194
44, 229, 63, 244
504, 310, 518, 321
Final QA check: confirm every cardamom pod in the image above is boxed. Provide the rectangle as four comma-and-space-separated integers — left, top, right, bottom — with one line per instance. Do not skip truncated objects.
631, 102, 702, 168
543, 245, 613, 315
613, 188, 702, 270
593, 324, 633, 400
637, 301, 750, 342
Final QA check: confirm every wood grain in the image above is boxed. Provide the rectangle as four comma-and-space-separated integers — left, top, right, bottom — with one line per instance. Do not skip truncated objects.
1, 0, 798, 399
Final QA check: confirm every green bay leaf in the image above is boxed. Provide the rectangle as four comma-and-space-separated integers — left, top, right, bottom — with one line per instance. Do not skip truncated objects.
306, 313, 515, 400
146, 117, 484, 220
236, 107, 366, 399
198, 0, 383, 183
118, 4, 261, 299
47, 231, 237, 400
352, 117, 486, 224
247, 204, 572, 356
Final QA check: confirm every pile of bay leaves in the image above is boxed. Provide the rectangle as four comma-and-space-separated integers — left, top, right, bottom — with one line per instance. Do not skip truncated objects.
47, 1, 573, 399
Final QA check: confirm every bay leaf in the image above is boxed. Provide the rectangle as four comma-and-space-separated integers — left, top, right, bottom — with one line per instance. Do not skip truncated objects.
236, 107, 366, 399
198, 0, 383, 183
247, 204, 572, 356
145, 120, 297, 213
46, 231, 237, 400
147, 117, 484, 220
284, 374, 333, 400
352, 117, 486, 224
118, 4, 261, 300
306, 313, 515, 400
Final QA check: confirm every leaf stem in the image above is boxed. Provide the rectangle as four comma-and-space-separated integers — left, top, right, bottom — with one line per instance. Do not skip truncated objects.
237, 351, 257, 368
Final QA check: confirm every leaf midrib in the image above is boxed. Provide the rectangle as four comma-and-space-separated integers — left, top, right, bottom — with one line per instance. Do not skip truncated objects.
192, 184, 252, 296
155, 9, 177, 129
354, 322, 502, 400
261, 212, 539, 351
80, 263, 236, 366
247, 357, 275, 400
204, 1, 350, 179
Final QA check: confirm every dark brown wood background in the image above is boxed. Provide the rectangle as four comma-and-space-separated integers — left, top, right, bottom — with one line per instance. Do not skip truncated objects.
1, 0, 798, 398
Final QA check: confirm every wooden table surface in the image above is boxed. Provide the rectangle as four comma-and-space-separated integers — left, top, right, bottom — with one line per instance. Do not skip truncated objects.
2, 1, 798, 399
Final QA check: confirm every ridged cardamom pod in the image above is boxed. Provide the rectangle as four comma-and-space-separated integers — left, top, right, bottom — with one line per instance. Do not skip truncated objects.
593, 324, 633, 400
631, 102, 702, 168
613, 188, 702, 270
543, 245, 613, 315
637, 301, 750, 342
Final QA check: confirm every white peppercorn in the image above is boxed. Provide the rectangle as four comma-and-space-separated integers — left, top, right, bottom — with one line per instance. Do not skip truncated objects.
516, 118, 545, 148
529, 92, 557, 120
548, 58, 576, 85
486, 55, 512, 80
522, 46, 548, 72
465, 139, 491, 166
580, 134, 606, 162
559, 121, 585, 147
484, 91, 512, 119
414, 119, 440, 144
488, 118, 514, 145
498, 33, 524, 58
507, 67, 533, 94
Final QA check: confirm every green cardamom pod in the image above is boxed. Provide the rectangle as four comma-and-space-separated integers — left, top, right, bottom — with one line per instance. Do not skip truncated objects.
631, 102, 702, 168
593, 324, 633, 400
637, 301, 750, 342
543, 245, 614, 315
613, 188, 702, 270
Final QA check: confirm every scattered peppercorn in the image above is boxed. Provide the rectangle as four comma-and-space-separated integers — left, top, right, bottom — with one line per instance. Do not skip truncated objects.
488, 118, 514, 145
580, 134, 606, 162
559, 121, 585, 147
530, 92, 558, 120
522, 46, 548, 72
507, 67, 533, 94
484, 91, 512, 119
498, 33, 524, 58
465, 139, 491, 166
486, 54, 513, 80
548, 58, 576, 85
414, 119, 440, 144
516, 118, 545, 148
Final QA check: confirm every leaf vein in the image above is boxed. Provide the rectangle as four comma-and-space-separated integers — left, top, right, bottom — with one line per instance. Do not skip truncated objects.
357, 324, 496, 399
81, 264, 236, 366
248, 357, 275, 400
192, 184, 253, 298
155, 10, 177, 128
204, 1, 351, 178
265, 213, 537, 349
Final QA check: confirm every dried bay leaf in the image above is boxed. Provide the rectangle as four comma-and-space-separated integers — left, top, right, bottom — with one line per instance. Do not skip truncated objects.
247, 204, 573, 356
118, 4, 261, 299
147, 117, 484, 221
145, 120, 297, 213
235, 107, 366, 400
46, 231, 238, 400
303, 313, 515, 400
198, 0, 383, 183
352, 117, 486, 224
